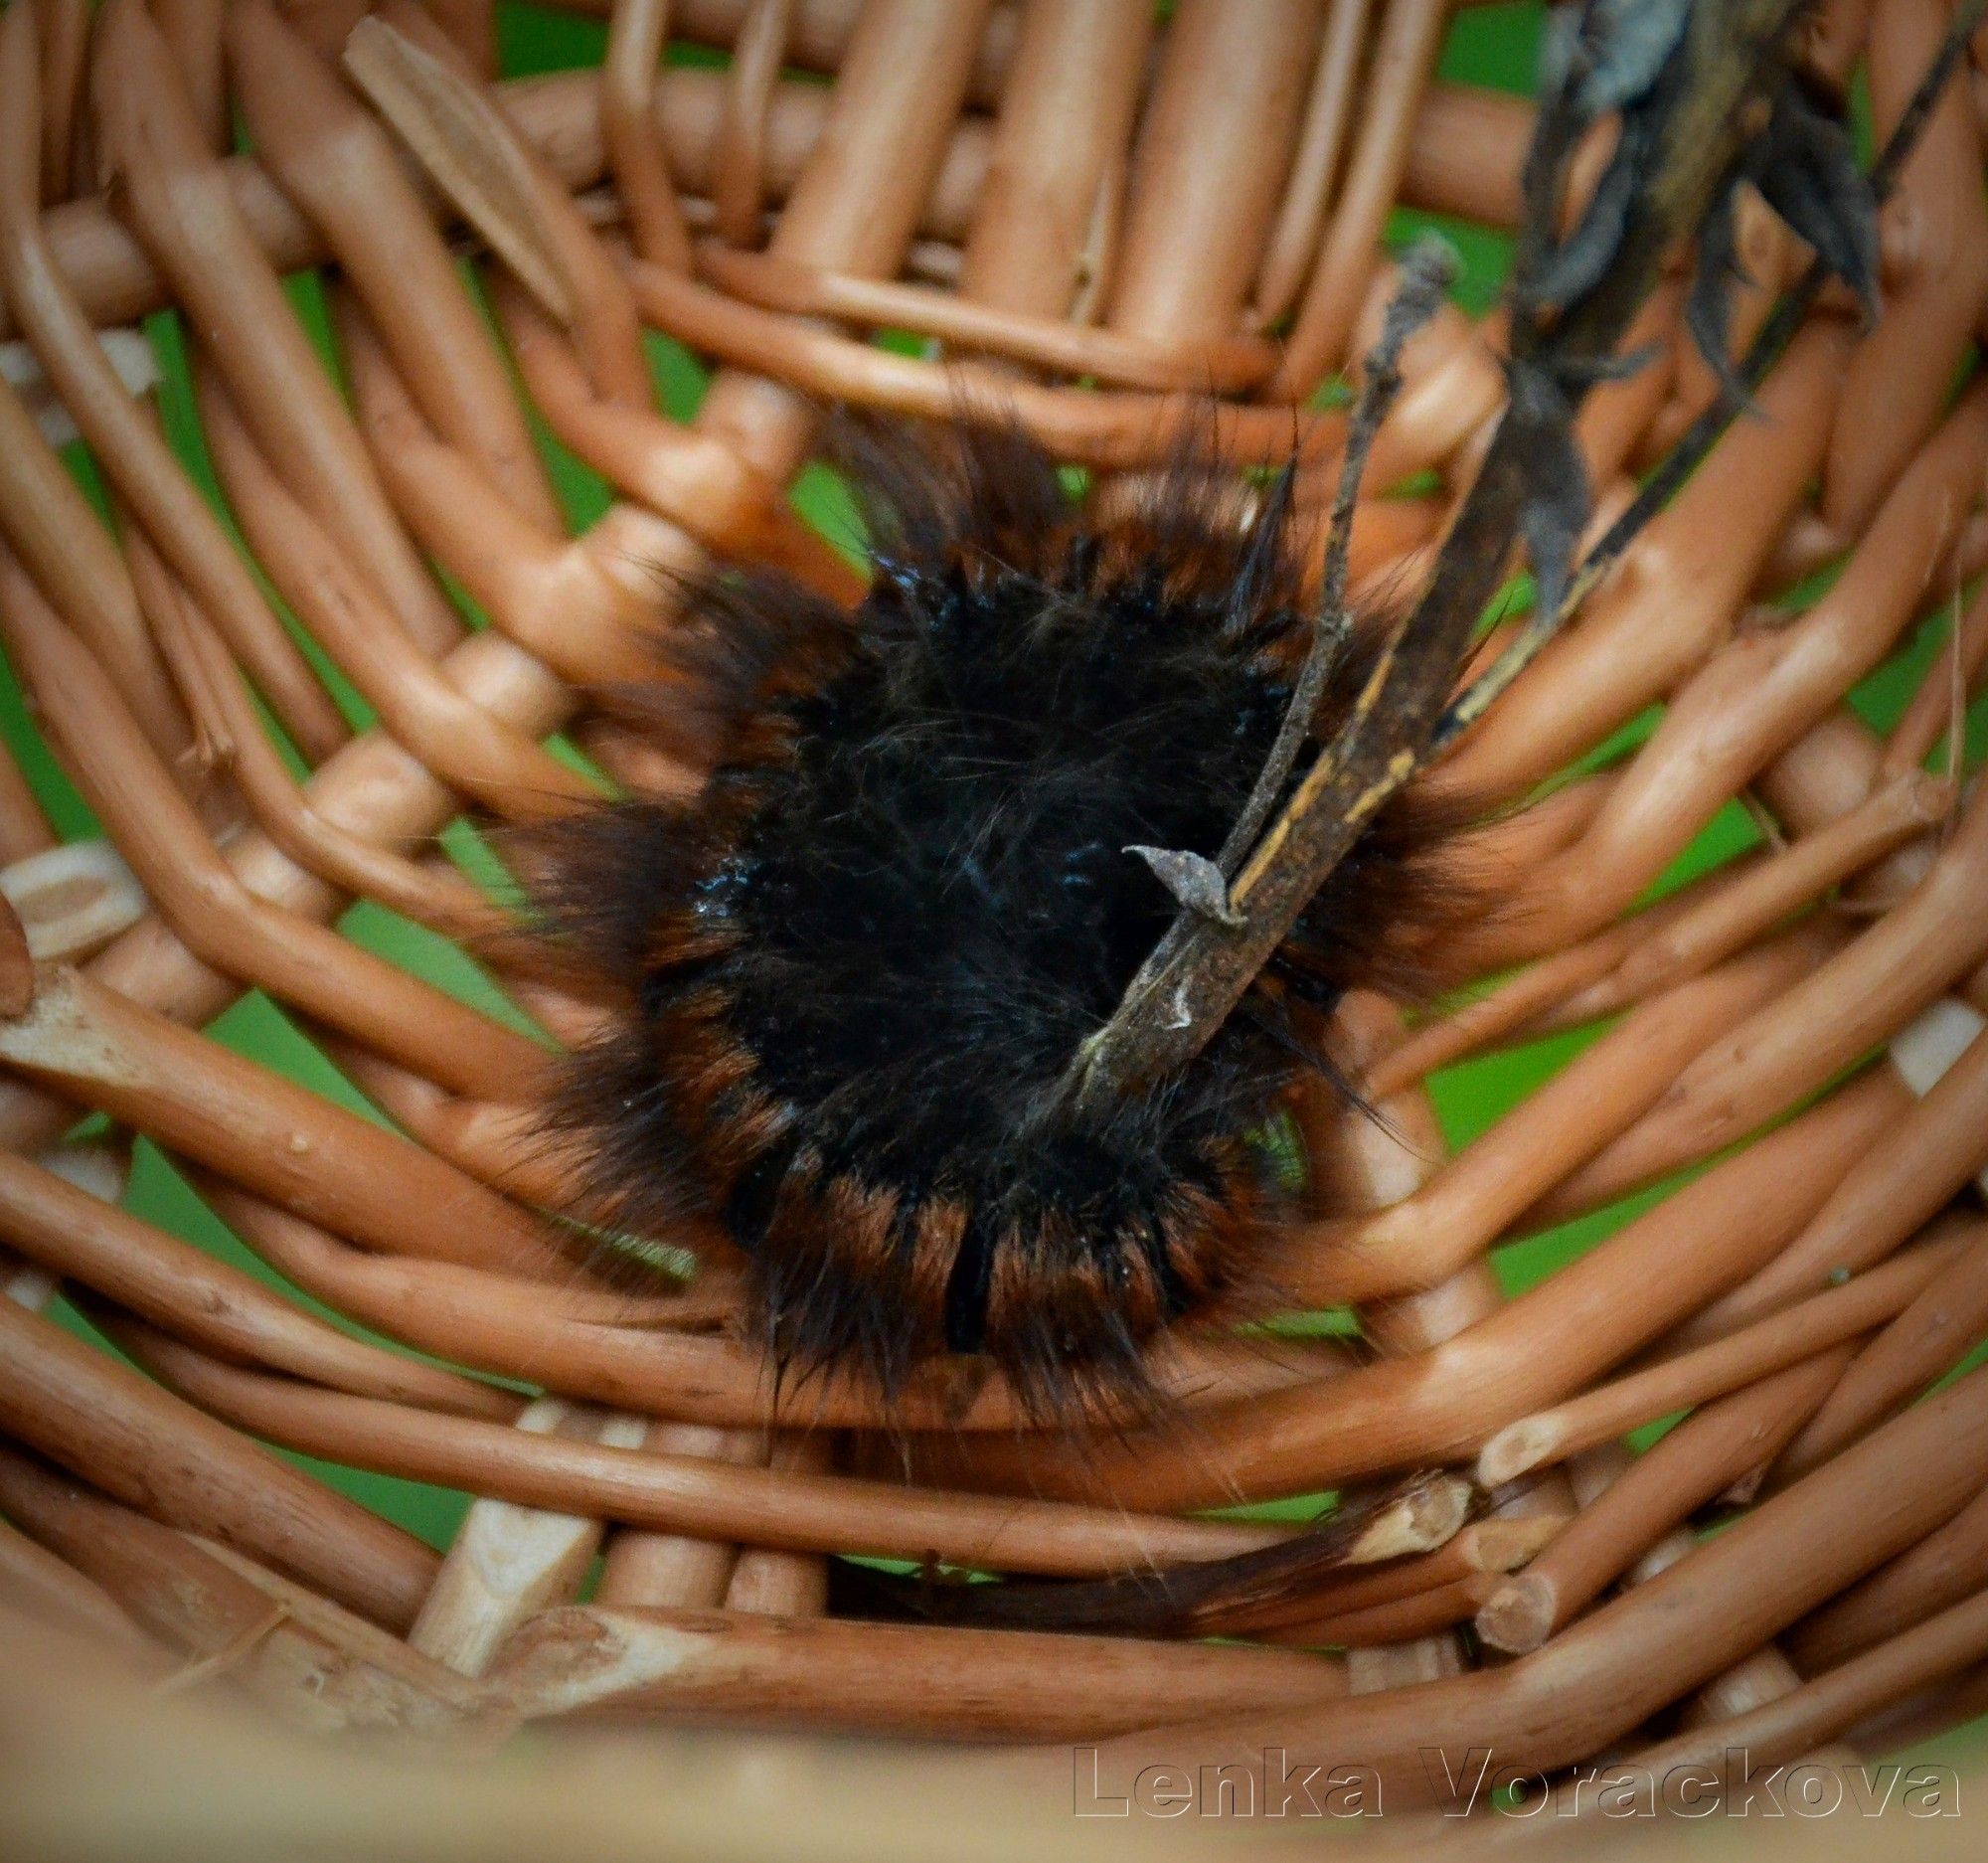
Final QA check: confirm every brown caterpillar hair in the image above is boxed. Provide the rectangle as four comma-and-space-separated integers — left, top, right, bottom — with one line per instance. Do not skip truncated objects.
521, 417, 1466, 1419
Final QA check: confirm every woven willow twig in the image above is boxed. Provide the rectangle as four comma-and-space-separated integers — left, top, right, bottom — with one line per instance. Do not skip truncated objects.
0, 0, 1986, 1835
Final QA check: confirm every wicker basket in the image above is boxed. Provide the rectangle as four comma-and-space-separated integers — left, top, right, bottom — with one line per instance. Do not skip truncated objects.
1, 0, 1987, 1851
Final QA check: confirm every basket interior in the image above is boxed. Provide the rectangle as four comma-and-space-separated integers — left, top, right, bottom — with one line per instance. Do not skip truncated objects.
2, 0, 1988, 1817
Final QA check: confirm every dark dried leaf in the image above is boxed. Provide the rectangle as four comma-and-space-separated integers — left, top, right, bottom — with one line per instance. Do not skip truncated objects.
1524, 121, 1647, 310
1124, 846, 1242, 928
1752, 82, 1882, 320
1062, 0, 1833, 1111
1684, 178, 1761, 410
1506, 358, 1592, 633
1557, 341, 1664, 388
1540, 0, 1694, 120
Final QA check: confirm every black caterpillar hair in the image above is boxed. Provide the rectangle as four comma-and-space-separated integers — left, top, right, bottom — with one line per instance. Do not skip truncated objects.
522, 417, 1464, 1418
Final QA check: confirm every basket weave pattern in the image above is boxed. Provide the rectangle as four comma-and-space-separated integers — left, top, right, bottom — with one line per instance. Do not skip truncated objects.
0, 0, 1985, 1808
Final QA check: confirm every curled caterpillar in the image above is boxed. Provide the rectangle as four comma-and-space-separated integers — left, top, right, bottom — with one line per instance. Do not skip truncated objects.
523, 417, 1470, 1418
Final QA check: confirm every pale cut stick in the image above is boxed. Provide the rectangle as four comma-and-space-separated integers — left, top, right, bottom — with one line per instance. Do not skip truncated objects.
412, 1399, 651, 1678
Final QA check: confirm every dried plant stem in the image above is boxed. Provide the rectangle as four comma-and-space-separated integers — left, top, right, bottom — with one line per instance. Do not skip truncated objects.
226, 0, 562, 530
1437, 0, 1988, 756
1427, 321, 1849, 807
1218, 242, 1454, 874
849, 1471, 1471, 1638
1476, 1234, 1969, 1486
600, 0, 694, 269
1790, 1480, 1988, 1673
0, 1297, 439, 1631
1462, 381, 1988, 972
0, 1445, 496, 1738
1475, 1352, 1852, 1654
0, 966, 569, 1278
107, 1314, 1293, 1579
489, 1602, 1340, 1742
595, 1422, 759, 1609
1287, 925, 1839, 1302
0, 567, 546, 1102
1540, 773, 1988, 1220
0, 1147, 515, 1421
1062, 0, 1812, 1116
1354, 254, 1515, 484
1645, 184, 1794, 464
93, 0, 466, 660
1056, 1361, 1988, 1803
1266, 0, 1450, 395
1773, 1217, 1988, 1481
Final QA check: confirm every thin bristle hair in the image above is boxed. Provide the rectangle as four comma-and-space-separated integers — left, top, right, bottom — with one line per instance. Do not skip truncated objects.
521, 414, 1467, 1419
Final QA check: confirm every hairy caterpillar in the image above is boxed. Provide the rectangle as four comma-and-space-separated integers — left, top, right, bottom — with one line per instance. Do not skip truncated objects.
521, 417, 1469, 1418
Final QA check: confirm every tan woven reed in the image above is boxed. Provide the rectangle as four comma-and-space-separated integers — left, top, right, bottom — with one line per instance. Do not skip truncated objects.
2, 0, 1988, 1845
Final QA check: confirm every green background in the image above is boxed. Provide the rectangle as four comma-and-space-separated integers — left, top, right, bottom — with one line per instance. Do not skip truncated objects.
7, 0, 1984, 1633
